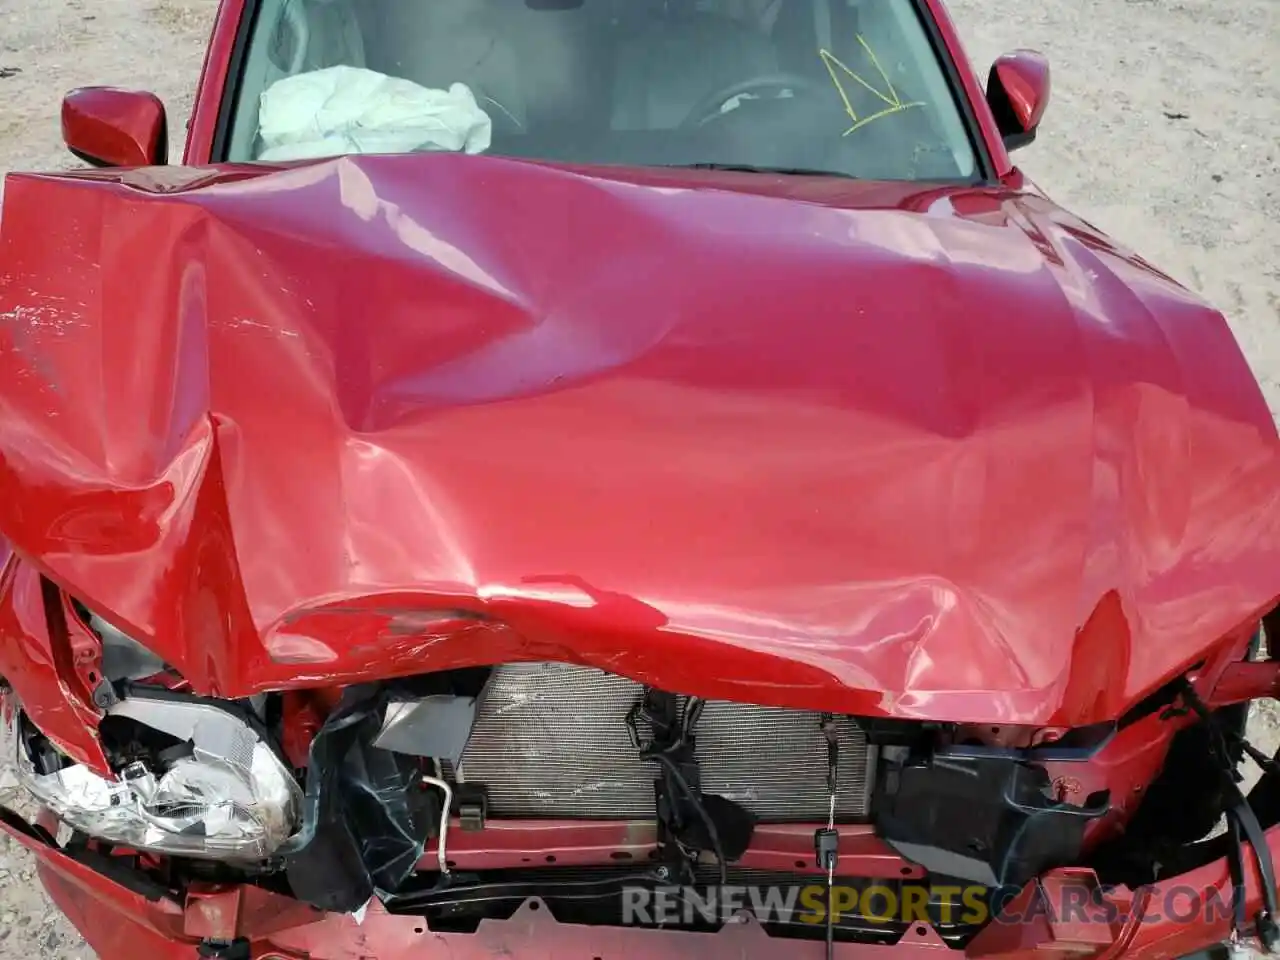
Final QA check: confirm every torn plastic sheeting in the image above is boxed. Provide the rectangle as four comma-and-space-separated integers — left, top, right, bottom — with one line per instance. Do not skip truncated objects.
278, 684, 437, 914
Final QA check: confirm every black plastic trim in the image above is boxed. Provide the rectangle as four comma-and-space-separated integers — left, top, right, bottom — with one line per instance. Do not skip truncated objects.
68, 148, 114, 169
984, 62, 1037, 154
873, 750, 1109, 890
0, 806, 178, 903
277, 683, 436, 913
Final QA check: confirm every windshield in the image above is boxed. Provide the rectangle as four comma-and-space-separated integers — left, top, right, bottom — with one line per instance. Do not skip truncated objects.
225, 0, 979, 181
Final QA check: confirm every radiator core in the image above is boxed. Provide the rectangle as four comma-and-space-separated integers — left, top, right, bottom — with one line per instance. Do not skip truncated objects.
447, 661, 875, 822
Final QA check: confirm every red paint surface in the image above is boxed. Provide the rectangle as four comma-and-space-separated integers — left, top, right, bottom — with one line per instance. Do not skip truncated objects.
8, 808, 1280, 960
183, 0, 246, 165
1210, 660, 1280, 705
414, 820, 923, 878
61, 87, 168, 167
1040, 715, 1177, 844
990, 52, 1052, 134
0, 560, 109, 772
1, 154, 1278, 723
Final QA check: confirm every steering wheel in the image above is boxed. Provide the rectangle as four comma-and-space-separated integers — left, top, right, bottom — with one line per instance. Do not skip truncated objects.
679, 73, 829, 130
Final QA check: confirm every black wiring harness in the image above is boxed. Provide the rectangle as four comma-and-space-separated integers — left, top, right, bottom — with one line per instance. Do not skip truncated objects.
1176, 680, 1280, 952
627, 689, 756, 888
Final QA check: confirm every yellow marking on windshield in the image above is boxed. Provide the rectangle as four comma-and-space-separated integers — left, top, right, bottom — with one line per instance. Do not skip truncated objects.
819, 39, 926, 136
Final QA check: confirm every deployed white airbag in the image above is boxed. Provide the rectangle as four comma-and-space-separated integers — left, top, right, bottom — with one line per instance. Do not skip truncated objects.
257, 65, 492, 162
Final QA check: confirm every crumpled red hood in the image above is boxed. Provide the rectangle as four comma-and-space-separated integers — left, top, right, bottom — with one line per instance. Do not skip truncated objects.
1, 153, 1278, 725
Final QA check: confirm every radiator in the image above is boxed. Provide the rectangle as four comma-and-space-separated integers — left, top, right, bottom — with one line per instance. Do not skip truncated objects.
446, 661, 875, 823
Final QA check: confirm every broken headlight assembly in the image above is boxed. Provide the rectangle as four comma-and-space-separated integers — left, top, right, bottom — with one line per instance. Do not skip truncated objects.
5, 691, 302, 861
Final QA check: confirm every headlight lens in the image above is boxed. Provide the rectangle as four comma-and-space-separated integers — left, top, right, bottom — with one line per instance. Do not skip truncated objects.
7, 694, 302, 861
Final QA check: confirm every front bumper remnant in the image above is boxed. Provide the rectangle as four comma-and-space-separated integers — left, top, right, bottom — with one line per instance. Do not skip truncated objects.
3, 804, 1277, 960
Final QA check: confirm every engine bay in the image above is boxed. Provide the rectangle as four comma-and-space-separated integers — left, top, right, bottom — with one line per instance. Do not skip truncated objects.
11, 655, 1275, 952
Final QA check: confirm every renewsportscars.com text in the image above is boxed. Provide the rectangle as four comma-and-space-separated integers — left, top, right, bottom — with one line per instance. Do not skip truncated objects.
620, 883, 1241, 927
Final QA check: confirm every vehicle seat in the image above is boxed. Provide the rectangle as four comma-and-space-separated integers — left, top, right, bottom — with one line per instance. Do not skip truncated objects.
494, 0, 614, 131
366, 0, 529, 129
772, 0, 915, 128
772, 0, 858, 78
610, 11, 781, 131
230, 0, 367, 162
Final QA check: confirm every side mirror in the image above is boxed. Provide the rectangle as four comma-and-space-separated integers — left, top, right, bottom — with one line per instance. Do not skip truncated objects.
986, 51, 1050, 153
61, 87, 168, 168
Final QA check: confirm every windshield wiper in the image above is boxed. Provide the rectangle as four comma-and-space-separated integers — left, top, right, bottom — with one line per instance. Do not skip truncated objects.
660, 162, 856, 179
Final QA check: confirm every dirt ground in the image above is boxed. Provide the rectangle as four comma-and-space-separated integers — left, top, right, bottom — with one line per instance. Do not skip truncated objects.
0, 0, 1277, 956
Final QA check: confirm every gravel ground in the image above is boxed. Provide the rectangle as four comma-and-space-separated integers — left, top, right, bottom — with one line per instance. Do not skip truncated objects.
0, 0, 1277, 956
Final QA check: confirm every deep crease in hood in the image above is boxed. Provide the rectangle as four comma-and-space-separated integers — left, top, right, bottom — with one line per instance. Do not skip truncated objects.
1, 153, 1279, 726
